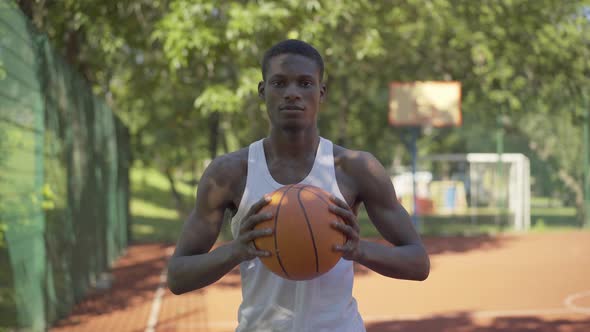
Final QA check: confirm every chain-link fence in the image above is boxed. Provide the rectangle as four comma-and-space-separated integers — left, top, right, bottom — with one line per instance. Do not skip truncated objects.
0, 2, 130, 330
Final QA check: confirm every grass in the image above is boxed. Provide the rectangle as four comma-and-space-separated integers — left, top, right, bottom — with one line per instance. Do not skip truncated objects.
129, 166, 585, 243
357, 205, 581, 237
130, 166, 194, 244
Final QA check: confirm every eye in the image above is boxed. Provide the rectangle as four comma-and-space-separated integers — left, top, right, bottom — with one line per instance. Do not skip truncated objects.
300, 80, 313, 88
271, 80, 285, 88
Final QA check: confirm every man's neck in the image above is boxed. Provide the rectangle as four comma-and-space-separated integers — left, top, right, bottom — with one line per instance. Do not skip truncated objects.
266, 127, 320, 161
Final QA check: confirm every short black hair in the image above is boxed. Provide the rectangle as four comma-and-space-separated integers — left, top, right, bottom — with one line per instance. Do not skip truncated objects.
261, 39, 324, 81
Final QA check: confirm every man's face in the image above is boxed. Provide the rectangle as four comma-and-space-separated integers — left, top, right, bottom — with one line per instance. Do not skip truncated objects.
258, 54, 326, 131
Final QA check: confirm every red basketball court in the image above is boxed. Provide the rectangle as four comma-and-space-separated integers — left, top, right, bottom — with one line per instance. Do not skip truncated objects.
51, 231, 590, 332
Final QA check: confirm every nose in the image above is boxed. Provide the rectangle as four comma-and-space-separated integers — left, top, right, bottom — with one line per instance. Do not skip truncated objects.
283, 83, 301, 101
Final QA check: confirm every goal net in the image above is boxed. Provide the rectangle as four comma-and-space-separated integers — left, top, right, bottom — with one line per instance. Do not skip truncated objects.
392, 153, 531, 234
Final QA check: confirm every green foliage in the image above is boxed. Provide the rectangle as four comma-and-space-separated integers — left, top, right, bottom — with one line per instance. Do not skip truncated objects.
194, 85, 241, 115
31, 0, 590, 218
0, 59, 5, 80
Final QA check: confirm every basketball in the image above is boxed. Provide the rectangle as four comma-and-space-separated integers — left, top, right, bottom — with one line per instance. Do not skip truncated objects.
253, 184, 347, 281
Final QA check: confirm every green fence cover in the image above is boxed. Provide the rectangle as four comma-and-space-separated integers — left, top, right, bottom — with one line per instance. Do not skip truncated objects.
0, 2, 130, 330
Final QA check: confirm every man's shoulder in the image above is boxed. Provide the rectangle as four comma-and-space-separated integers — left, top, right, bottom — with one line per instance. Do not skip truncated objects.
195, 147, 250, 209
205, 147, 249, 181
332, 143, 378, 172
332, 143, 392, 202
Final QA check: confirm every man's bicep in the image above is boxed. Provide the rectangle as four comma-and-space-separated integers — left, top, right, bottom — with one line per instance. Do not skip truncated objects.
173, 163, 233, 257
364, 198, 420, 246
358, 153, 421, 246
173, 206, 225, 257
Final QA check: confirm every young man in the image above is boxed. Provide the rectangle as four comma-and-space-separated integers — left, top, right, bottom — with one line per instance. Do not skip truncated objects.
167, 39, 430, 332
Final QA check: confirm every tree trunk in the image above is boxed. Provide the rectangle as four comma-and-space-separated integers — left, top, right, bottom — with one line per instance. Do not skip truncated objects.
558, 169, 585, 226
16, 0, 34, 20
209, 111, 220, 159
525, 132, 585, 225
17, 0, 46, 28
336, 78, 350, 146
165, 168, 186, 218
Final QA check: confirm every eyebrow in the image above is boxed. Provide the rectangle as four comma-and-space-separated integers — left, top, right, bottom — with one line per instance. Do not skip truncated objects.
268, 73, 316, 81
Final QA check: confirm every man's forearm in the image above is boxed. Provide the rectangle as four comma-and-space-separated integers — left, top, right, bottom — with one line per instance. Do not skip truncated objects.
356, 240, 430, 281
167, 242, 242, 294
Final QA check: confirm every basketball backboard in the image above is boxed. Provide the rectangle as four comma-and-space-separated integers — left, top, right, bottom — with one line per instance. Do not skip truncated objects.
388, 81, 462, 127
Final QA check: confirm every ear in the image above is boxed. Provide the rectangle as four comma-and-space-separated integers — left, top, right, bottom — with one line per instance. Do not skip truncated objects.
319, 83, 327, 103
258, 81, 265, 98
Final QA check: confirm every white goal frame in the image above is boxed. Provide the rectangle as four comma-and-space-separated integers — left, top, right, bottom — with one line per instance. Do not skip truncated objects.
422, 153, 531, 231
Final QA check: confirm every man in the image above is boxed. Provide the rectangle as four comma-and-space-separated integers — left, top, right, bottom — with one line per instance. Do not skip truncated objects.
167, 39, 430, 332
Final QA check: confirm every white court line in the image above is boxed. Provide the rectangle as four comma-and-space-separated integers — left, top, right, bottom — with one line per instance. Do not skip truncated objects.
145, 268, 167, 332
565, 290, 590, 314
145, 247, 173, 332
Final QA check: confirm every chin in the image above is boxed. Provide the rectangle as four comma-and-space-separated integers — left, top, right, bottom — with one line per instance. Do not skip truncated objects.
278, 121, 307, 132
282, 125, 305, 132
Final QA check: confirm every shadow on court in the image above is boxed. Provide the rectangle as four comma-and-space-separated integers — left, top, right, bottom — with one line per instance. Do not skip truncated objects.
353, 234, 512, 276
422, 234, 512, 255
366, 313, 590, 332
51, 243, 171, 330
206, 234, 512, 282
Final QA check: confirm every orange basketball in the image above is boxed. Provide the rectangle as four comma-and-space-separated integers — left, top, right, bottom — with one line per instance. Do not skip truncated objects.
253, 184, 347, 281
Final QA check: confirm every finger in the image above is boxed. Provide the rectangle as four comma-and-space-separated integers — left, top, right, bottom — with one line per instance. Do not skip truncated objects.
333, 236, 357, 251
329, 195, 350, 210
240, 212, 274, 234
248, 247, 272, 257
329, 205, 360, 233
245, 195, 272, 218
333, 243, 346, 252
328, 204, 353, 218
329, 205, 356, 224
242, 228, 273, 242
331, 221, 359, 240
340, 241, 356, 253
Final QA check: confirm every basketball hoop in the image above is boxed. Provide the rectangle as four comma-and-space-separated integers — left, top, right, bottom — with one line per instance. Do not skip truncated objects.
388, 81, 462, 128
388, 81, 462, 230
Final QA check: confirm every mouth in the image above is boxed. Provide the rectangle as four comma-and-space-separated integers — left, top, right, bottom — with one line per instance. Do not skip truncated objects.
279, 105, 304, 111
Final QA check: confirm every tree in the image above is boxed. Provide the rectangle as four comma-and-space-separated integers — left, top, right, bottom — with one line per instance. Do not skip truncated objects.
22, 0, 590, 220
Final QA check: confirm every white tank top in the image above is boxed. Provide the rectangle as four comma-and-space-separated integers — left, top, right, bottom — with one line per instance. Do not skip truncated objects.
230, 137, 365, 332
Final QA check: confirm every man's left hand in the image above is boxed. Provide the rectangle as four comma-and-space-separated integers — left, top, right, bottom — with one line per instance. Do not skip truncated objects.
329, 195, 363, 261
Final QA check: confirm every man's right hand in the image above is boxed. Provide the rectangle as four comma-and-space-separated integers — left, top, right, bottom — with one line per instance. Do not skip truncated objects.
231, 195, 275, 262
